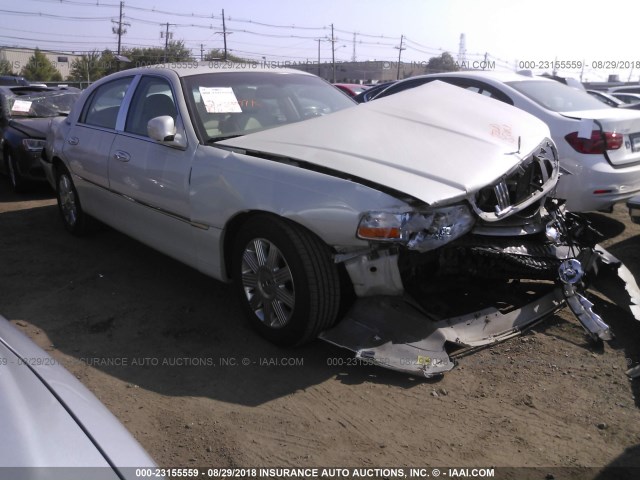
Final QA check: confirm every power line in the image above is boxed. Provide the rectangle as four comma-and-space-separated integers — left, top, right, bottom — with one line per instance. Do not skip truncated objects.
0, 9, 113, 20
8, 3, 458, 64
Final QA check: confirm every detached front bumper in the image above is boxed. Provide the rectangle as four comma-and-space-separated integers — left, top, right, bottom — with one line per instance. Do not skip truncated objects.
321, 245, 640, 378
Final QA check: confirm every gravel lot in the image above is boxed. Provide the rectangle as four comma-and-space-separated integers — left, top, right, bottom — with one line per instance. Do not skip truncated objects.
1, 177, 640, 479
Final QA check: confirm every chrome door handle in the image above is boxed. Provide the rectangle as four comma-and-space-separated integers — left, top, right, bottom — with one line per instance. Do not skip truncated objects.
113, 151, 131, 162
67, 137, 79, 145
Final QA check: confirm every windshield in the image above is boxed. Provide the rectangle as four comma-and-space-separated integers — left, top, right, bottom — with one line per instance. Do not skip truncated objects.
8, 90, 80, 118
183, 72, 356, 143
506, 80, 608, 112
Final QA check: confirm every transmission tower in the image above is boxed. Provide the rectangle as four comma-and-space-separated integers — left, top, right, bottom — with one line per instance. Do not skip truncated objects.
457, 33, 467, 65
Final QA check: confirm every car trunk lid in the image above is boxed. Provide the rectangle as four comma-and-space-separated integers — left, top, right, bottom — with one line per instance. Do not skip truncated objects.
559, 108, 640, 166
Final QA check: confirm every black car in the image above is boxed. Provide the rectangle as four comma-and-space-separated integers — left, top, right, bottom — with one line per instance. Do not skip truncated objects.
0, 86, 80, 192
353, 81, 396, 103
0, 75, 30, 86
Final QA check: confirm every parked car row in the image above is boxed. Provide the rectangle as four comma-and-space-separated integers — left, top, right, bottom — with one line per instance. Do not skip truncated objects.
0, 85, 80, 191
333, 82, 370, 98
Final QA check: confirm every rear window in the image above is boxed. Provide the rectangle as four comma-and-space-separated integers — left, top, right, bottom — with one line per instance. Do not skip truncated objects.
506, 80, 607, 112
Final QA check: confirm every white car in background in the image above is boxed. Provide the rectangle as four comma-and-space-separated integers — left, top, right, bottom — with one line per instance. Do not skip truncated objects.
368, 71, 640, 212
610, 92, 640, 105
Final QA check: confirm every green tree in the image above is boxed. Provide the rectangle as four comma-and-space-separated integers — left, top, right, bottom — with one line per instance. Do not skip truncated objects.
68, 49, 122, 83
20, 48, 63, 81
122, 40, 194, 69
99, 49, 119, 76
426, 52, 459, 74
0, 59, 13, 75
204, 48, 248, 63
68, 51, 104, 83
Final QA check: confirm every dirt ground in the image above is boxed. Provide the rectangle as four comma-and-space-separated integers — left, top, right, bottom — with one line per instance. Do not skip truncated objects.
1, 177, 640, 479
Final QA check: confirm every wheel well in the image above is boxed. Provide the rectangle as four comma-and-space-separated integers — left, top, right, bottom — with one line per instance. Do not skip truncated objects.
222, 211, 354, 307
222, 211, 291, 278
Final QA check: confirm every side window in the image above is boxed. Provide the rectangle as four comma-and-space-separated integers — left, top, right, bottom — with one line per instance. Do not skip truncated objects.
453, 80, 513, 105
377, 79, 429, 99
81, 77, 132, 129
125, 76, 177, 137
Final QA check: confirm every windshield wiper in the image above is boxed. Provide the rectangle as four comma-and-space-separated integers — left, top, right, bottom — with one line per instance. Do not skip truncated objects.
206, 134, 244, 144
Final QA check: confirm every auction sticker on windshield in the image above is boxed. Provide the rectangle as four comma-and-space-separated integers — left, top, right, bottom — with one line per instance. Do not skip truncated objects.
11, 100, 32, 114
199, 87, 242, 113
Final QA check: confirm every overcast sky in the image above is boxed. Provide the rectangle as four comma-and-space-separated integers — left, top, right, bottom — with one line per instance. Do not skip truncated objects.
1, 0, 638, 82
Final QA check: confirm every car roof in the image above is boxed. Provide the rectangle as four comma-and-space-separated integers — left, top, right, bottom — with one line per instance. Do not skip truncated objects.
112, 62, 316, 79
0, 85, 62, 96
421, 70, 557, 84
0, 75, 29, 86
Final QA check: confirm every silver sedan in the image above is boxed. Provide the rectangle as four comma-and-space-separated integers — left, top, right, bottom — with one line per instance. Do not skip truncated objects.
42, 64, 640, 377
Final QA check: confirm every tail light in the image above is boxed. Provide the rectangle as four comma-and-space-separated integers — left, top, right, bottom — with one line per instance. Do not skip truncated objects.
565, 130, 623, 154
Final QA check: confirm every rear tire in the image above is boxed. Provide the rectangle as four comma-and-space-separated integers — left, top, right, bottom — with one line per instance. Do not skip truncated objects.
55, 165, 87, 235
232, 215, 341, 346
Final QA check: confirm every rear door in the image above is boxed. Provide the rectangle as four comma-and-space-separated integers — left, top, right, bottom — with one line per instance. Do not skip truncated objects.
63, 77, 133, 189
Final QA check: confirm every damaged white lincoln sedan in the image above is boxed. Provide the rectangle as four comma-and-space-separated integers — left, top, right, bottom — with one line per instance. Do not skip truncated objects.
42, 65, 640, 377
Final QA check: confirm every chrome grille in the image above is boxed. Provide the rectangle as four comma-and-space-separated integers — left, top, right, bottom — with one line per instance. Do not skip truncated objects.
470, 139, 559, 222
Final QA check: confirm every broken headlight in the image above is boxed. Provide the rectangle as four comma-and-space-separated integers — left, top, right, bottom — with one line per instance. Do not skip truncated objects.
357, 205, 476, 252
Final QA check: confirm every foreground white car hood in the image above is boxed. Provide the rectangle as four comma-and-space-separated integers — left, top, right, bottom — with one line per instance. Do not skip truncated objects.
221, 81, 551, 205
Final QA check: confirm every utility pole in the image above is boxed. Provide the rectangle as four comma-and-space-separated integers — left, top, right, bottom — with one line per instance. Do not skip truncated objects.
161, 23, 174, 62
317, 39, 321, 77
351, 32, 356, 62
111, 1, 129, 56
330, 24, 336, 83
395, 34, 405, 80
111, 1, 129, 72
213, 9, 232, 61
222, 9, 228, 60
200, 44, 204, 61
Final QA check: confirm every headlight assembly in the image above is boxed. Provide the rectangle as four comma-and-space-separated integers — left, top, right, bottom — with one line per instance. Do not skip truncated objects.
22, 139, 46, 152
357, 204, 476, 252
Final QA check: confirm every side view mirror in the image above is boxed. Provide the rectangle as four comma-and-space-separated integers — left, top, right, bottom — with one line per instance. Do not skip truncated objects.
147, 115, 176, 142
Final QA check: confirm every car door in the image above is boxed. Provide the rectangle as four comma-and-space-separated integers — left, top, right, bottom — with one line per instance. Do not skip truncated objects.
107, 74, 198, 265
62, 77, 133, 190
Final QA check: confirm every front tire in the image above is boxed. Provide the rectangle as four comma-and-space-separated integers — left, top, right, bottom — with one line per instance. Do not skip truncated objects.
232, 215, 341, 346
55, 165, 87, 235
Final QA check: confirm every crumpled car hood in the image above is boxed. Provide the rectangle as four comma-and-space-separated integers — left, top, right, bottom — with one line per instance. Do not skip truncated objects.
8, 117, 51, 138
220, 81, 551, 206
